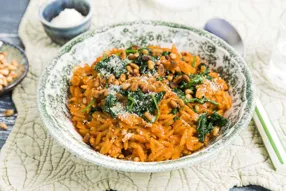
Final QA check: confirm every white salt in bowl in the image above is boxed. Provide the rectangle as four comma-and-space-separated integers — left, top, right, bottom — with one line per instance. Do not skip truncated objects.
39, 0, 93, 45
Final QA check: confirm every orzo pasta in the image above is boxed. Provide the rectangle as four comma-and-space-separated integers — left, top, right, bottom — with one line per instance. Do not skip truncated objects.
68, 45, 232, 162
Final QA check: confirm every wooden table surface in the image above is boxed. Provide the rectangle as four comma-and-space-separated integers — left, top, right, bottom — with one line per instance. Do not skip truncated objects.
0, 1, 270, 191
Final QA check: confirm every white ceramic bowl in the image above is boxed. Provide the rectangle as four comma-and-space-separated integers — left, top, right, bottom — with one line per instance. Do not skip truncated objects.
37, 21, 255, 172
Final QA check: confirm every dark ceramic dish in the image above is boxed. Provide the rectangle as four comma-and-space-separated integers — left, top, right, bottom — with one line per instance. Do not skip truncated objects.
39, 0, 93, 45
0, 40, 29, 96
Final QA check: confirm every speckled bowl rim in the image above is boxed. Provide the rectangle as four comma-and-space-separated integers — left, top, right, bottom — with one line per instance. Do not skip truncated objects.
37, 20, 255, 173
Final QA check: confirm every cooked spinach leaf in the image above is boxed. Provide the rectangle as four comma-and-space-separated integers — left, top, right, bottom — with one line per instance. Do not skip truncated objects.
173, 88, 185, 100
209, 111, 228, 126
171, 108, 179, 115
124, 89, 165, 120
127, 95, 135, 111
94, 55, 127, 78
162, 51, 170, 56
174, 116, 180, 121
88, 107, 101, 115
196, 112, 227, 142
103, 94, 118, 118
196, 114, 214, 142
157, 76, 164, 81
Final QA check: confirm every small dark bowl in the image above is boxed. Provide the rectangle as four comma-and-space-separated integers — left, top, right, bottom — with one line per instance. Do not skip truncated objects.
39, 0, 93, 45
0, 40, 29, 96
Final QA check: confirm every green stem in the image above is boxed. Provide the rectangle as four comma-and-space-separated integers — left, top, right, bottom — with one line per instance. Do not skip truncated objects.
81, 99, 95, 112
151, 94, 160, 122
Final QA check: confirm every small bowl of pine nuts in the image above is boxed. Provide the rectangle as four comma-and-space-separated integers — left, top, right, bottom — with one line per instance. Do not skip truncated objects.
0, 40, 29, 95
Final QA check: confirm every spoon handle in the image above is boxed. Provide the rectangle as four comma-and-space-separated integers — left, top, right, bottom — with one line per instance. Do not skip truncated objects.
253, 98, 286, 172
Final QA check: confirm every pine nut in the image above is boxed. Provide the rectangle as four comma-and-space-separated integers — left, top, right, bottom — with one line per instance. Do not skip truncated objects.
185, 89, 193, 94
94, 78, 100, 87
148, 85, 156, 92
108, 74, 115, 84
142, 55, 151, 61
10, 73, 17, 79
120, 73, 126, 81
3, 109, 14, 116
82, 97, 87, 104
170, 53, 177, 60
167, 74, 174, 81
130, 83, 138, 92
142, 49, 149, 55
169, 100, 178, 108
2, 78, 7, 86
0, 122, 7, 130
6, 76, 12, 83
185, 94, 192, 99
170, 60, 178, 68
212, 127, 220, 136
120, 51, 126, 59
195, 105, 200, 112
80, 85, 87, 89
173, 76, 182, 84
121, 83, 131, 90
133, 68, 140, 76
177, 99, 185, 107
113, 80, 120, 85
139, 83, 146, 90
11, 60, 19, 66
158, 64, 165, 76
170, 82, 178, 89
8, 65, 16, 71
0, 69, 9, 76
182, 75, 190, 82
130, 63, 139, 70
118, 154, 124, 159
126, 65, 133, 73
147, 60, 155, 70
134, 52, 140, 58
128, 54, 136, 60
144, 112, 154, 122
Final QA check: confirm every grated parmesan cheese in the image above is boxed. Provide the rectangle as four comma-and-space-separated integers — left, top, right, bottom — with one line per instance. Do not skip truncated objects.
122, 133, 133, 142
108, 85, 121, 95
97, 56, 126, 77
110, 102, 125, 114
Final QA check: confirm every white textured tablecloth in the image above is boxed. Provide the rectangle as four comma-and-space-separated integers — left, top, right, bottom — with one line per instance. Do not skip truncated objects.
1, 0, 286, 190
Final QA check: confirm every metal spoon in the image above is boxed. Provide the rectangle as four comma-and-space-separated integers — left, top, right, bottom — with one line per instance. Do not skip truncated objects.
204, 18, 286, 172
204, 18, 244, 56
